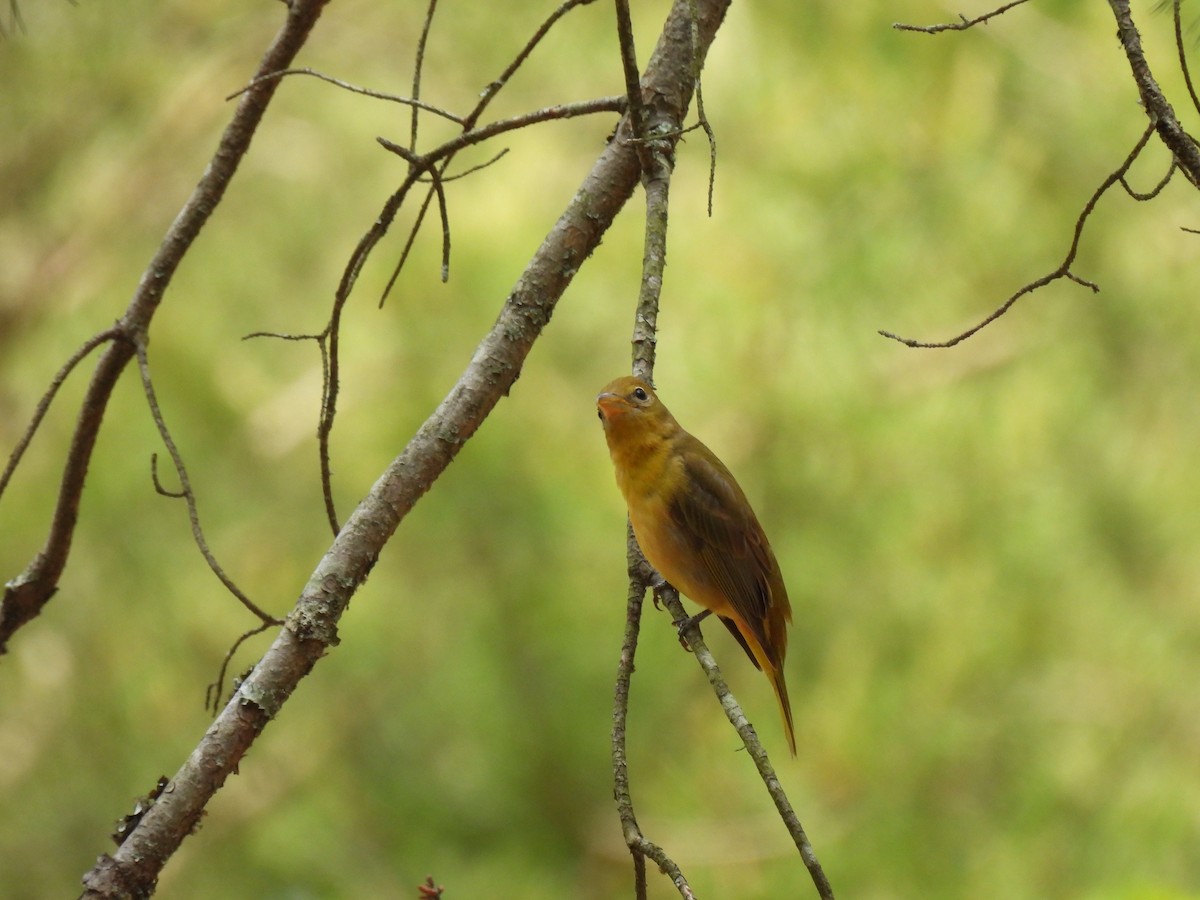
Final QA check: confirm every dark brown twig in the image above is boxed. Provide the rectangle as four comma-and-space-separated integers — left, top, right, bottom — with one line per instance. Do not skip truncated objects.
1171, 0, 1200, 122
1121, 157, 1177, 200
316, 93, 626, 529
894, 0, 1030, 34
379, 0, 607, 307
880, 124, 1157, 348
685, 0, 718, 215
615, 0, 649, 169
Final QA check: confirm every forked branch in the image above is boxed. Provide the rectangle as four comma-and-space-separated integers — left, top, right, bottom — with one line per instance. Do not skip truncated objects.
884, 0, 1200, 348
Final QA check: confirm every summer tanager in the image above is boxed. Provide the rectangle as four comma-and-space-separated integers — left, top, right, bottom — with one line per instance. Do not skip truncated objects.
597, 375, 796, 755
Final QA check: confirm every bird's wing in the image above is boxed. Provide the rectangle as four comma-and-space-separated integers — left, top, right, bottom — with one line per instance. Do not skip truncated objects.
667, 440, 777, 651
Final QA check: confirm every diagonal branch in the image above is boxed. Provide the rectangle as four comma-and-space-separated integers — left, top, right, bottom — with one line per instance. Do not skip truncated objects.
662, 588, 834, 899
0, 0, 332, 655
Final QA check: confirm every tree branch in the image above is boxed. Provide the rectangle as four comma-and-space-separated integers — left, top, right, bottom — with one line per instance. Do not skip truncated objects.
1109, 0, 1200, 183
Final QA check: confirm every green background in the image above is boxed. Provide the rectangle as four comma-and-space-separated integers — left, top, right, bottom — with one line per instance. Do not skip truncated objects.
2, 1, 1198, 897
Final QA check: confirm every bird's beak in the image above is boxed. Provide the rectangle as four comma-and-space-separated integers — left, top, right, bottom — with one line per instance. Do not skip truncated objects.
596, 392, 627, 421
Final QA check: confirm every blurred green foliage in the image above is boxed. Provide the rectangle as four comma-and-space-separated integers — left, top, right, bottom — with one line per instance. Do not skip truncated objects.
2, 0, 1200, 897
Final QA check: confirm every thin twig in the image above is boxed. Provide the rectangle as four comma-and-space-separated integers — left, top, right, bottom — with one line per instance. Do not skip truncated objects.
894, 0, 1030, 34
378, 95, 626, 305
411, 0, 440, 153
205, 620, 275, 714
379, 0, 608, 306
0, 327, 122, 502
1172, 0, 1200, 121
427, 149, 510, 183
880, 124, 1156, 348
380, 148, 512, 308
686, 0, 718, 215
134, 337, 280, 626
242, 330, 339, 534
470, 0, 602, 125
325, 93, 623, 518
374, 143, 452, 281
1121, 157, 1177, 200
615, 0, 649, 154
226, 67, 465, 124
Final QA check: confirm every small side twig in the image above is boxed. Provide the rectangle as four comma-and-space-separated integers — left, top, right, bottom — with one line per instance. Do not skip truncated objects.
242, 329, 338, 533
378, 0, 607, 306
204, 620, 275, 714
0, 326, 123, 502
312, 92, 627, 529
135, 337, 280, 626
894, 0, 1030, 34
226, 67, 465, 125
615, 0, 649, 156
685, 0, 717, 215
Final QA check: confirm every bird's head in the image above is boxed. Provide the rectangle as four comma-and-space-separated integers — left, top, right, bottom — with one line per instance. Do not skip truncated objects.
596, 375, 674, 439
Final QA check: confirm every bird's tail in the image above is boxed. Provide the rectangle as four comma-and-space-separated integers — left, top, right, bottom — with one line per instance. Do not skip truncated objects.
722, 614, 796, 757
769, 663, 797, 757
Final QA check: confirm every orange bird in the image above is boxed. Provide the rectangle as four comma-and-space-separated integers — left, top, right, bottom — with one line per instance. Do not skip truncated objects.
597, 375, 796, 755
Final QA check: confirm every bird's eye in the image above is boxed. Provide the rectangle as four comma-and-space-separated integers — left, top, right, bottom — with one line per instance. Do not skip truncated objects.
633, 387, 648, 401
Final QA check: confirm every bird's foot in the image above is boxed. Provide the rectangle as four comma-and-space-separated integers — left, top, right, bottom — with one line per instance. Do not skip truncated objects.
649, 575, 670, 610
673, 608, 712, 652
